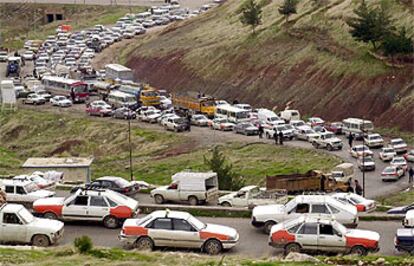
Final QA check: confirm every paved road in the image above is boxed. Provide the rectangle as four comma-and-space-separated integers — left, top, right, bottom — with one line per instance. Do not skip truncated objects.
60, 218, 402, 257
0, 0, 212, 9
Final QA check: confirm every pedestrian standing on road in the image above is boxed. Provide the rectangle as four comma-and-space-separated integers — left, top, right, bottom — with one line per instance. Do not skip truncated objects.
409, 166, 414, 187
258, 124, 263, 139
70, 89, 75, 102
355, 180, 363, 196
346, 180, 354, 193
279, 131, 284, 145
348, 133, 354, 148
187, 114, 192, 132
273, 131, 278, 145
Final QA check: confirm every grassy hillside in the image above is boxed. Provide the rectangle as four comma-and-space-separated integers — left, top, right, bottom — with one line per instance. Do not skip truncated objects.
0, 3, 145, 50
0, 109, 340, 185
123, 0, 414, 132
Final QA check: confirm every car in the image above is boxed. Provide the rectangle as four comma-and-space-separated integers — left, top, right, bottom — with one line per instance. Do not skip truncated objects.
209, 118, 235, 131
251, 195, 358, 234
163, 116, 188, 132
23, 93, 46, 105
307, 117, 325, 127
119, 210, 239, 255
71, 176, 141, 195
12, 174, 55, 189
388, 203, 414, 215
357, 156, 376, 171
364, 133, 384, 148
233, 122, 259, 136
0, 204, 64, 247
391, 156, 408, 171
50, 95, 72, 107
295, 126, 320, 141
350, 145, 373, 158
0, 51, 8, 62
158, 113, 178, 125
86, 101, 113, 117
35, 89, 52, 100
22, 50, 35, 60
138, 109, 162, 123
264, 124, 295, 140
33, 188, 139, 228
112, 107, 136, 119
395, 228, 414, 254
1, 180, 55, 204
310, 132, 343, 151
404, 150, 414, 163
331, 193, 376, 212
190, 114, 209, 127
324, 122, 343, 135
390, 138, 408, 154
379, 147, 397, 162
403, 210, 414, 228
269, 216, 379, 256
381, 166, 405, 181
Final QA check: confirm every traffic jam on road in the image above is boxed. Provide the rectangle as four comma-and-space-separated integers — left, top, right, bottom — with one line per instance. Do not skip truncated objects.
0, 0, 414, 259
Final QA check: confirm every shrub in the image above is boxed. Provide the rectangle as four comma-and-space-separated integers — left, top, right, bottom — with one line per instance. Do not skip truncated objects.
74, 236, 93, 254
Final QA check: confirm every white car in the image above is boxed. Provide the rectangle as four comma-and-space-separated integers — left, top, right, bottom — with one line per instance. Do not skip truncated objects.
33, 189, 139, 228
209, 118, 235, 131
23, 94, 46, 105
22, 51, 35, 60
138, 109, 162, 123
251, 195, 358, 234
1, 180, 55, 203
0, 204, 64, 247
391, 156, 408, 171
390, 138, 408, 154
119, 210, 239, 255
379, 147, 397, 162
331, 193, 376, 212
350, 145, 373, 158
357, 156, 376, 171
12, 174, 55, 189
364, 133, 384, 148
295, 126, 320, 141
90, 100, 111, 109
403, 210, 414, 228
50, 95, 73, 107
381, 166, 405, 181
190, 114, 209, 127
35, 89, 52, 100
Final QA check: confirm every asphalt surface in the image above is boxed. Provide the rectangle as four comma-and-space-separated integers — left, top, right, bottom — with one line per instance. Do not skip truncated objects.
60, 218, 402, 257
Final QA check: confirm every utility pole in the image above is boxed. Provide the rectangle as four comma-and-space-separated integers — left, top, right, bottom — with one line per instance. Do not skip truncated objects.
128, 115, 134, 181
362, 120, 365, 197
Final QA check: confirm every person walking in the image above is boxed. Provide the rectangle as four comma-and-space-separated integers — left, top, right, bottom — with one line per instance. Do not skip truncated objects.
348, 133, 354, 148
279, 131, 284, 145
187, 114, 192, 132
409, 166, 414, 187
273, 131, 278, 145
258, 124, 263, 139
355, 180, 363, 196
70, 89, 76, 102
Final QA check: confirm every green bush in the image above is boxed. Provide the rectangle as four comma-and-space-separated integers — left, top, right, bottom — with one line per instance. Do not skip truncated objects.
74, 236, 93, 254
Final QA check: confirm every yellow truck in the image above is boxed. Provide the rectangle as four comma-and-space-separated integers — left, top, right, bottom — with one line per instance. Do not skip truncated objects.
172, 92, 216, 117
116, 83, 161, 107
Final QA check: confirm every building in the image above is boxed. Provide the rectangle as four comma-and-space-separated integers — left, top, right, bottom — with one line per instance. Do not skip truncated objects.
22, 157, 94, 183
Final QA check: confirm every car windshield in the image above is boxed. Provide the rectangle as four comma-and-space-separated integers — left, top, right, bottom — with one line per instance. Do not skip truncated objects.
362, 157, 374, 163
349, 195, 364, 204
333, 221, 347, 235
269, 117, 280, 122
384, 167, 395, 173
113, 178, 130, 188
392, 140, 404, 145
18, 208, 35, 223
363, 122, 374, 130
305, 129, 315, 134
187, 215, 206, 230
235, 111, 249, 119
393, 158, 405, 163
324, 133, 334, 139
383, 148, 394, 153
24, 183, 37, 193
370, 135, 381, 140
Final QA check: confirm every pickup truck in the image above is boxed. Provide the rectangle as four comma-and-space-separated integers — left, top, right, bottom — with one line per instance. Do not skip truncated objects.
310, 132, 343, 151
218, 185, 287, 208
1, 180, 55, 206
395, 228, 414, 254
150, 171, 219, 206
0, 203, 64, 247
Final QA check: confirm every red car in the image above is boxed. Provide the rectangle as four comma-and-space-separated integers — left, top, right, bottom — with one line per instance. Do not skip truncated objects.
86, 101, 113, 117
325, 122, 343, 135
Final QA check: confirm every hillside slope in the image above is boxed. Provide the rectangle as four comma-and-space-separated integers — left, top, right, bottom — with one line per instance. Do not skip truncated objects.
123, 0, 414, 131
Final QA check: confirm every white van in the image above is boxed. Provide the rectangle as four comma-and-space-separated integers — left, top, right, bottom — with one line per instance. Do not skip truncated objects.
342, 118, 374, 138
215, 105, 250, 124
278, 109, 301, 122
107, 90, 137, 109
257, 109, 284, 126
403, 210, 414, 228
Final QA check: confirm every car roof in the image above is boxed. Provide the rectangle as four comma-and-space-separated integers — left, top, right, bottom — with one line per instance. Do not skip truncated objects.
0, 203, 24, 213
150, 210, 191, 220
96, 176, 125, 182
2, 179, 32, 185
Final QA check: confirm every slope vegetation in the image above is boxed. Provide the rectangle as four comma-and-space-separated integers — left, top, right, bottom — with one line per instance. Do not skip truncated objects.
123, 0, 414, 131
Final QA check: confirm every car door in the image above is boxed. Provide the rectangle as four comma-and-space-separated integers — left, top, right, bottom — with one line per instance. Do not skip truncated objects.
171, 218, 201, 248
0, 212, 27, 243
295, 222, 318, 250
287, 203, 310, 220
310, 204, 332, 220
87, 196, 109, 220
317, 222, 345, 252
62, 195, 89, 220
232, 191, 248, 207
4, 185, 16, 202
15, 185, 27, 202
146, 218, 175, 247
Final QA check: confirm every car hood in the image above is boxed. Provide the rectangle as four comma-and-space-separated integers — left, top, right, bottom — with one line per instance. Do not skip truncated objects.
253, 204, 284, 216
151, 186, 169, 194
29, 190, 55, 198
218, 192, 237, 202
387, 206, 407, 214
202, 223, 238, 239
222, 122, 234, 127
246, 126, 258, 131
33, 197, 65, 206
29, 217, 64, 232
346, 229, 380, 241
327, 137, 342, 143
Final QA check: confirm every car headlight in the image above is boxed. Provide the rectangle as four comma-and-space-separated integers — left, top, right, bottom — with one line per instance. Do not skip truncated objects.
228, 234, 238, 241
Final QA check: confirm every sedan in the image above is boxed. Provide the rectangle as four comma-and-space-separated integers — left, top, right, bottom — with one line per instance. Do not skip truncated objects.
379, 147, 397, 162
404, 150, 414, 163
390, 138, 408, 154
233, 122, 259, 135
295, 127, 320, 141
112, 107, 136, 120
391, 156, 408, 171
364, 133, 384, 148
191, 114, 209, 127
325, 122, 343, 135
350, 145, 373, 158
357, 156, 376, 171
308, 117, 325, 127
388, 203, 414, 214
86, 104, 112, 117
22, 51, 35, 60
70, 176, 141, 195
381, 166, 405, 181
209, 118, 235, 131
50, 96, 72, 107
331, 193, 376, 212
23, 94, 46, 105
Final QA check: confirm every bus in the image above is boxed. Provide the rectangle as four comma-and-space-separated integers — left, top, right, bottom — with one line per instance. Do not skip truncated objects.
215, 105, 251, 124
107, 90, 138, 109
41, 76, 89, 103
105, 64, 134, 83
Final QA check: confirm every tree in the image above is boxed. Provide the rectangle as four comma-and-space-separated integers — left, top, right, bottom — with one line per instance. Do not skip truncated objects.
347, 0, 394, 50
382, 27, 414, 62
240, 0, 262, 34
203, 146, 244, 190
278, 0, 298, 23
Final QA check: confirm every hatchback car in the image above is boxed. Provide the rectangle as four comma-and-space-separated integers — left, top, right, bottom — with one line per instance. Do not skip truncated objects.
119, 210, 239, 255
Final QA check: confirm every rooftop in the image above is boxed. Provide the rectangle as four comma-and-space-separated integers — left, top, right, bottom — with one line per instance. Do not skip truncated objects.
22, 157, 94, 168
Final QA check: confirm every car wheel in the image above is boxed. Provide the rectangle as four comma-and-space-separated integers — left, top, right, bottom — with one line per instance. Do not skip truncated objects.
44, 212, 58, 220
284, 243, 301, 255
312, 142, 319, 149
188, 196, 198, 206
103, 215, 119, 228
263, 220, 276, 234
32, 234, 50, 247
203, 239, 223, 255
350, 245, 367, 256
135, 236, 154, 250
220, 202, 232, 207
154, 194, 164, 204
327, 145, 333, 151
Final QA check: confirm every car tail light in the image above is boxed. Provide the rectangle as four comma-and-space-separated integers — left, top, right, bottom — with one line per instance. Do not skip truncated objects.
124, 187, 130, 193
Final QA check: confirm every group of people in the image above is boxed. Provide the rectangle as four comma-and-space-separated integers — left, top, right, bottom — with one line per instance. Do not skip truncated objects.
257, 125, 284, 145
